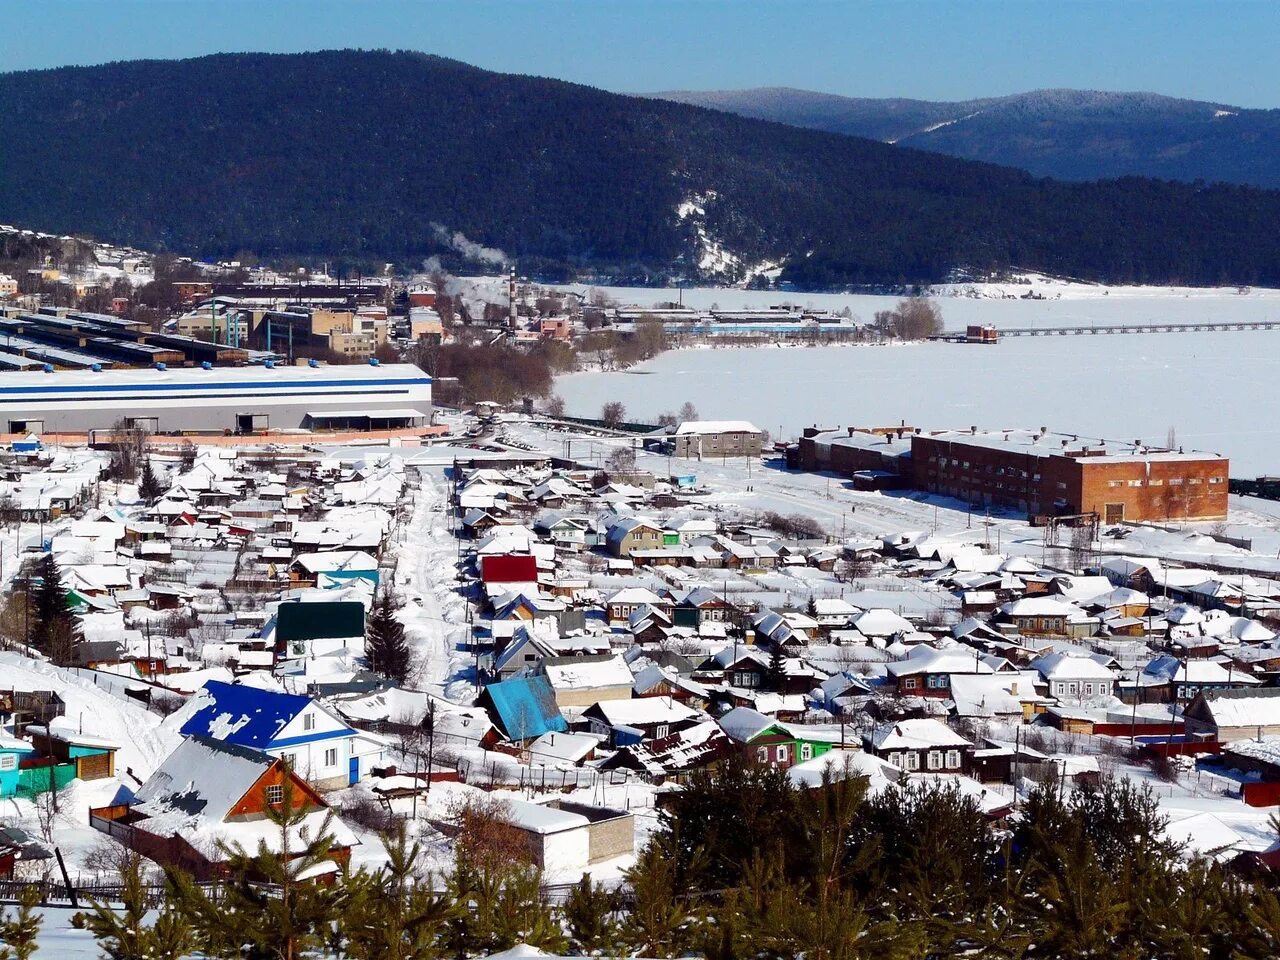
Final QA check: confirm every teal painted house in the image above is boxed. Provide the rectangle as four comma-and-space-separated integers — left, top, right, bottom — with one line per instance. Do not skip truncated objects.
0, 736, 34, 798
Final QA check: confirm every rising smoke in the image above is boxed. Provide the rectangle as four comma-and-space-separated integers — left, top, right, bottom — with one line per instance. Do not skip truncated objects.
429, 223, 509, 267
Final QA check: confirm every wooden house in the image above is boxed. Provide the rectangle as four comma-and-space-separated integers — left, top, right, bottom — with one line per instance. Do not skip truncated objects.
89, 736, 356, 881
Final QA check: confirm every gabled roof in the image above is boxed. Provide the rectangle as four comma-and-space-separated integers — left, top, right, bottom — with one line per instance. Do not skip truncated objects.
718, 706, 786, 743
478, 675, 567, 741
585, 696, 700, 728
605, 720, 730, 776
869, 718, 971, 751
132, 735, 275, 823
542, 655, 634, 691
179, 679, 327, 749
1029, 651, 1115, 681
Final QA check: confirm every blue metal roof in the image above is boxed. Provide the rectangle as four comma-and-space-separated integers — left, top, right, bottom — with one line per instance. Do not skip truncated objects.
179, 679, 314, 749
479, 675, 567, 741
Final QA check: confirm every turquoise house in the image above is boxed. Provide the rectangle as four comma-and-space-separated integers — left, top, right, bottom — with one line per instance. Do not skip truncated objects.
0, 736, 34, 797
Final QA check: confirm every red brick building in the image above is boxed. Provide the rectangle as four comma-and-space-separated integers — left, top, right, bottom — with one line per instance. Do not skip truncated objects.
911, 429, 1227, 522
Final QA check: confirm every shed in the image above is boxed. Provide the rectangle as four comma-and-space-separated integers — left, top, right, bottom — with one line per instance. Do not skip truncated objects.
504, 798, 633, 874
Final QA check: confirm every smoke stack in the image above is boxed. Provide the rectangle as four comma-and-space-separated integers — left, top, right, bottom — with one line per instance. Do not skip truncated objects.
970, 425, 977, 434
508, 267, 518, 330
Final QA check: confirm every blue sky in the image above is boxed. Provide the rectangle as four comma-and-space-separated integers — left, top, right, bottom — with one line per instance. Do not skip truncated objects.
4, 0, 1278, 108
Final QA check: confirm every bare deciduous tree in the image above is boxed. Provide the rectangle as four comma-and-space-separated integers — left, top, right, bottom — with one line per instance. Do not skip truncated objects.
600, 401, 626, 427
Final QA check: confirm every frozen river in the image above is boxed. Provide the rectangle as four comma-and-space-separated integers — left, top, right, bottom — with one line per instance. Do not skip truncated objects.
554, 331, 1280, 476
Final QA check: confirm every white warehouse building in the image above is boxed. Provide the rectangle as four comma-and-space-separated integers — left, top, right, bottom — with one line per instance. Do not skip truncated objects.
0, 362, 432, 435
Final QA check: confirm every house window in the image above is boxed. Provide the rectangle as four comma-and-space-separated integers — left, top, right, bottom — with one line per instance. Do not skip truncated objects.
265, 784, 284, 805
0, 754, 15, 772
303, 713, 316, 731
905, 753, 920, 770
655, 724, 669, 740
282, 753, 297, 769
926, 751, 941, 770
1084, 683, 1094, 696
945, 750, 961, 768
889, 752, 903, 768
800, 744, 813, 761
324, 748, 337, 767
903, 678, 918, 690
756, 747, 768, 763
775, 745, 788, 763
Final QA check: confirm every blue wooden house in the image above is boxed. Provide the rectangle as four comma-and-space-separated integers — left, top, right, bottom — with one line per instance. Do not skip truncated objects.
0, 736, 34, 798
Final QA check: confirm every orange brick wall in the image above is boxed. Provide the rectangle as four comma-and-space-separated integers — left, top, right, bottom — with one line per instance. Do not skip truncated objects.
1064, 456, 1228, 522
911, 435, 1228, 521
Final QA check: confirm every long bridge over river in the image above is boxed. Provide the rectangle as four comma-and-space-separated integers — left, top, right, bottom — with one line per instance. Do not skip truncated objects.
934, 319, 1280, 341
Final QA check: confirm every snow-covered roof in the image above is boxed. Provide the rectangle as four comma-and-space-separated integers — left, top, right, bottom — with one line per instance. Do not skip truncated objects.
671, 420, 762, 436
588, 696, 700, 727
1198, 692, 1280, 728
870, 718, 971, 751
131, 736, 271, 824
851, 608, 913, 637
787, 749, 900, 794
503, 799, 589, 835
1000, 597, 1080, 618
542, 655, 634, 691
1030, 651, 1115, 681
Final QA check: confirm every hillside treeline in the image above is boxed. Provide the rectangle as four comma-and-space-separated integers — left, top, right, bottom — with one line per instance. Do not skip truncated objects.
6, 51, 1280, 286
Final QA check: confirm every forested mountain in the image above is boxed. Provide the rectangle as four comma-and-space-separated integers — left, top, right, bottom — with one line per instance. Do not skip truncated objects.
655, 87, 1280, 188
4, 51, 1280, 286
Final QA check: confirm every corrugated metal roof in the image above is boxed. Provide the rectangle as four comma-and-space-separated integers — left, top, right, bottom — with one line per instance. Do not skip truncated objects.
479, 675, 567, 741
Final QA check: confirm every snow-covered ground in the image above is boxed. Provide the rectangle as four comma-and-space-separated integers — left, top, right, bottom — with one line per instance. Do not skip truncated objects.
497, 419, 1280, 577
554, 333, 1280, 476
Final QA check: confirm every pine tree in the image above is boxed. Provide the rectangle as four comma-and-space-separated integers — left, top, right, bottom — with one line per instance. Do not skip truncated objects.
83, 853, 194, 960
486, 864, 566, 954
366, 589, 412, 684
342, 823, 459, 960
138, 457, 164, 502
564, 872, 619, 953
806, 594, 818, 618
167, 776, 347, 960
29, 552, 79, 663
0, 885, 41, 960
766, 645, 787, 692
621, 841, 691, 957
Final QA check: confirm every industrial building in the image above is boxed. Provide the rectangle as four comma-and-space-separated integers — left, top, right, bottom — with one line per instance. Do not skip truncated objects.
913, 429, 1227, 522
0, 362, 431, 435
798, 426, 1228, 522
0, 309, 250, 368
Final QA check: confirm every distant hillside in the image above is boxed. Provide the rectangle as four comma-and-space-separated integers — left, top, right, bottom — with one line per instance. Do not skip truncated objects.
5, 52, 1280, 287
654, 87, 1280, 188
